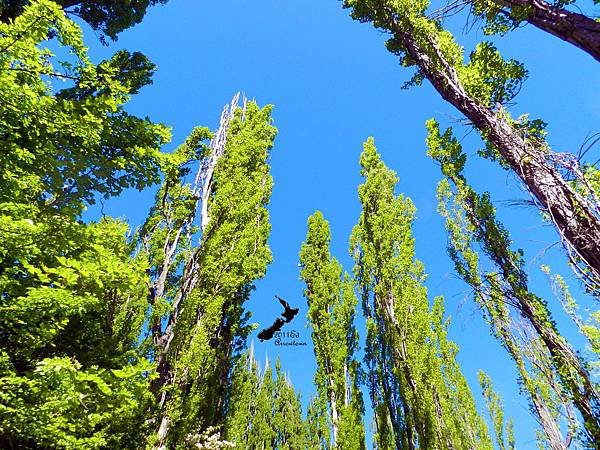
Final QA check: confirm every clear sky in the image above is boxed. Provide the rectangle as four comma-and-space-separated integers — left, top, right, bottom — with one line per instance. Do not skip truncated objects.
81, 0, 600, 447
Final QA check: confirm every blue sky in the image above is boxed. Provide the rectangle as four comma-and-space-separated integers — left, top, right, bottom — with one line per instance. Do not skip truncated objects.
80, 0, 600, 447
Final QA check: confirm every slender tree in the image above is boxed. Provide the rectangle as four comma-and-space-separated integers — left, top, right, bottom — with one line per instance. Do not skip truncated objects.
478, 371, 516, 450
300, 211, 366, 450
342, 0, 600, 291
428, 119, 599, 446
350, 137, 492, 450
225, 350, 309, 450
150, 99, 277, 449
273, 360, 310, 450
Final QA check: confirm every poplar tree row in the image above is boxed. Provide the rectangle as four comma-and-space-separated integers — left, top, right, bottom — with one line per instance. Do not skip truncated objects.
1, 0, 598, 449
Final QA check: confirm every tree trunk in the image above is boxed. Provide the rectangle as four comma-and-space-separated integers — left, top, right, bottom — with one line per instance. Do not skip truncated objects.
459, 194, 600, 443
495, 0, 600, 62
151, 94, 242, 450
486, 297, 568, 450
384, 14, 600, 293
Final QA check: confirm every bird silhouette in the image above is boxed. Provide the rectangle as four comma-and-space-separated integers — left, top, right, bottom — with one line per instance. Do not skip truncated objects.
276, 295, 299, 323
257, 317, 286, 342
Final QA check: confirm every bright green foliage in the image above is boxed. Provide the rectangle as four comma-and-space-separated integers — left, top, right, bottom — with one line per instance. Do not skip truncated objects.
469, 0, 588, 38
307, 395, 332, 449
350, 137, 492, 450
428, 119, 599, 447
273, 359, 310, 450
157, 102, 277, 448
0, 2, 172, 447
0, 218, 158, 449
542, 266, 600, 370
470, 0, 536, 35
343, 0, 527, 109
0, 0, 169, 42
300, 212, 366, 450
0, 0, 171, 218
225, 351, 309, 449
138, 126, 212, 344
479, 371, 515, 450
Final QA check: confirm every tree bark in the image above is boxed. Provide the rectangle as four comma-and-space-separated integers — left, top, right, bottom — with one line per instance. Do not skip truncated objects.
459, 193, 600, 443
380, 9, 600, 294
151, 94, 242, 450
496, 0, 600, 62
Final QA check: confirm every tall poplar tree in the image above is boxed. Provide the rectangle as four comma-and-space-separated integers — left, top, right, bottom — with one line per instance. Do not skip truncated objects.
427, 119, 599, 447
150, 100, 277, 449
342, 0, 600, 291
0, 1, 172, 447
300, 212, 366, 450
350, 138, 491, 450
225, 350, 309, 449
478, 371, 516, 450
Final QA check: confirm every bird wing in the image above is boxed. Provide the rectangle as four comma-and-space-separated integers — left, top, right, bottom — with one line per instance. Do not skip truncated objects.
276, 296, 290, 310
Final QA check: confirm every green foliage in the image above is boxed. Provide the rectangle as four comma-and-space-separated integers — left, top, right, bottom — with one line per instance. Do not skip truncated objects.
542, 265, 600, 370
0, 2, 175, 447
307, 395, 332, 450
0, 0, 171, 218
479, 371, 515, 450
470, 0, 578, 36
428, 119, 600, 447
225, 352, 309, 449
300, 212, 365, 450
0, 0, 169, 42
351, 137, 492, 450
461, 42, 527, 106
344, 0, 527, 109
138, 125, 212, 340
158, 102, 277, 448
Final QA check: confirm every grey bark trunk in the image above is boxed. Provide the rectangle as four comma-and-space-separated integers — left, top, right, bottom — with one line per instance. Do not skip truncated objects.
385, 13, 600, 299
496, 0, 600, 62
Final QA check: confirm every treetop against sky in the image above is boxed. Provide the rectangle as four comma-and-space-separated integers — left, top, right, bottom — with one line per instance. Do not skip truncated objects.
1, 0, 598, 448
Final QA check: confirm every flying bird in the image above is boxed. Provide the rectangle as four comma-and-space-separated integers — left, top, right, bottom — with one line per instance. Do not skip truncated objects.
276, 295, 299, 323
257, 317, 286, 342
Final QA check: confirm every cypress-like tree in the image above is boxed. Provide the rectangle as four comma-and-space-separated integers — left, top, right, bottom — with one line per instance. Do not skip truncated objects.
427, 119, 599, 447
300, 212, 366, 450
350, 138, 492, 450
342, 0, 600, 291
273, 360, 310, 450
151, 100, 277, 449
225, 350, 309, 449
